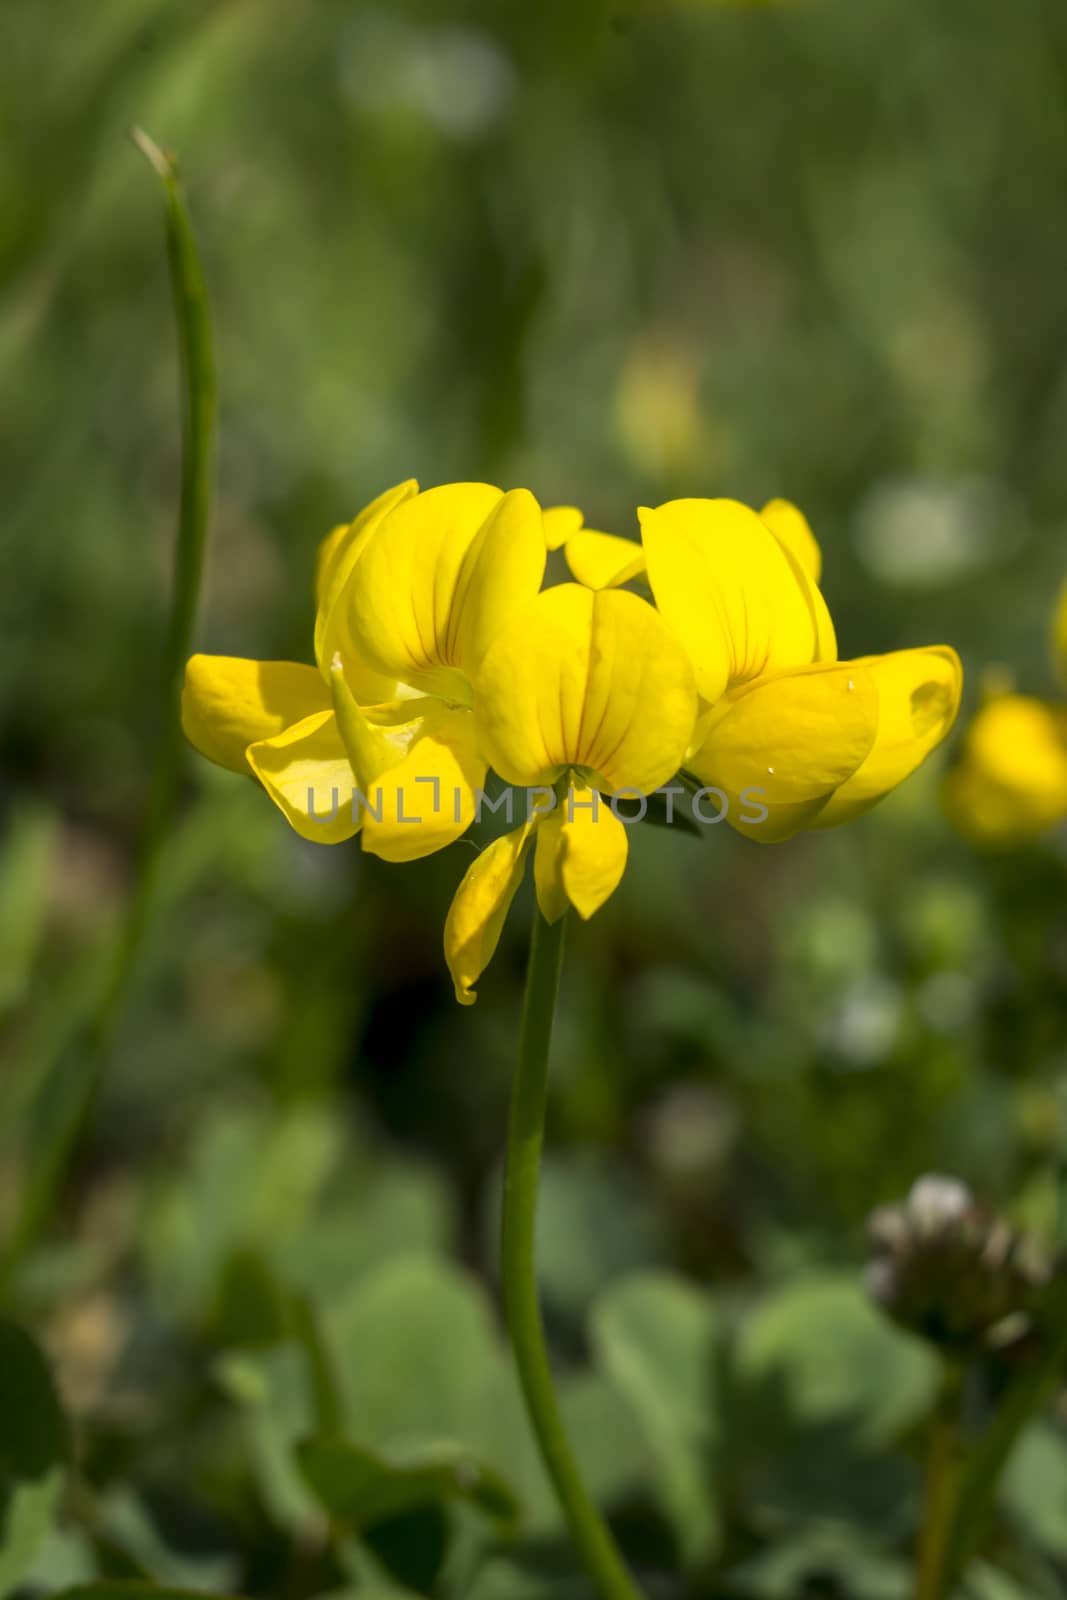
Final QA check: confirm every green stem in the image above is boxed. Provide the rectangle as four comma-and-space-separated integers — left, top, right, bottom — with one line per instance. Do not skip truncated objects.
500, 910, 643, 1600
0, 130, 216, 1288
941, 1324, 1067, 1591
914, 1366, 962, 1600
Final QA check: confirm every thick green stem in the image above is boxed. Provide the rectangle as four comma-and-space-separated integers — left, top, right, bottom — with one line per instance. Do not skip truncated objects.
500, 910, 643, 1600
0, 131, 216, 1287
914, 1367, 962, 1600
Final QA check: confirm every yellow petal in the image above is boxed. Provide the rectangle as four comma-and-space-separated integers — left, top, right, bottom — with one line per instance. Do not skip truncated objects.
360, 705, 487, 863
789, 543, 838, 664
1053, 575, 1067, 691
533, 786, 629, 921
639, 498, 831, 702
688, 661, 880, 841
343, 482, 508, 699
943, 693, 1067, 844
315, 522, 354, 610
443, 488, 547, 672
475, 584, 697, 794
444, 823, 533, 1005
182, 655, 331, 774
246, 711, 359, 844
760, 498, 823, 585
812, 647, 963, 828
543, 505, 584, 552
314, 479, 417, 703
315, 478, 417, 619
565, 530, 647, 590
329, 657, 414, 787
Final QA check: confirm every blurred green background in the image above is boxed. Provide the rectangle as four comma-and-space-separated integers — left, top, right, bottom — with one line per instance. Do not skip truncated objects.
3, 0, 1067, 1595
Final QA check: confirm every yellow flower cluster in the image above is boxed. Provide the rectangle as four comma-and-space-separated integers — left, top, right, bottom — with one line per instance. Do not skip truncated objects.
183, 482, 962, 1001
944, 578, 1067, 844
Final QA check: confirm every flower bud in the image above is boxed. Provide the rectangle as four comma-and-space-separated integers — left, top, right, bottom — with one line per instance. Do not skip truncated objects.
865, 1174, 1048, 1355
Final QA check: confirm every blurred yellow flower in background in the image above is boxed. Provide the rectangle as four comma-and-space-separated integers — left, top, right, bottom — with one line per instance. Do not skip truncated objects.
614, 334, 705, 481
944, 579, 1067, 845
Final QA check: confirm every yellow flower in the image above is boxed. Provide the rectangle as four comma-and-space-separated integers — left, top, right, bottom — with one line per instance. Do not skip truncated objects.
944, 694, 1067, 844
944, 581, 1067, 844
185, 479, 962, 1006
182, 479, 545, 860
557, 498, 963, 842
444, 583, 697, 1004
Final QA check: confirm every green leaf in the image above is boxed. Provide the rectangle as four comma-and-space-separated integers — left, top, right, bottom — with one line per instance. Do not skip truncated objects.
734, 1273, 938, 1448
297, 1435, 519, 1531
0, 1473, 66, 1597
1001, 1421, 1067, 1560
0, 1318, 70, 1593
962, 1559, 1067, 1600
145, 1105, 344, 1312
212, 1245, 291, 1347
214, 1343, 322, 1532
362, 1504, 448, 1596
325, 1254, 558, 1533
533, 1155, 663, 1321
553, 1374, 647, 1512
327, 1255, 505, 1452
0, 1318, 69, 1477
289, 1291, 347, 1436
277, 1161, 457, 1301
726, 1526, 911, 1599
146, 1105, 454, 1321
590, 1270, 721, 1566
92, 1488, 239, 1594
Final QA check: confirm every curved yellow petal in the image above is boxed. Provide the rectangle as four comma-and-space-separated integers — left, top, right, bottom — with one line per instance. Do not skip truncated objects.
360, 705, 487, 863
329, 657, 418, 787
777, 540, 837, 663
688, 661, 880, 842
1053, 575, 1067, 691
760, 498, 823, 585
443, 488, 547, 673
533, 787, 629, 922
543, 505, 584, 552
246, 710, 359, 844
812, 646, 963, 828
343, 482, 506, 699
565, 530, 647, 591
314, 479, 416, 703
182, 655, 331, 774
444, 823, 533, 1005
943, 693, 1067, 844
475, 584, 697, 795
639, 498, 830, 702
314, 521, 352, 605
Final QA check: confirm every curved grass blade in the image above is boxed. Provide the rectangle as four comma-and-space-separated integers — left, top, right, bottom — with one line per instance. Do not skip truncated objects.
0, 131, 217, 1288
